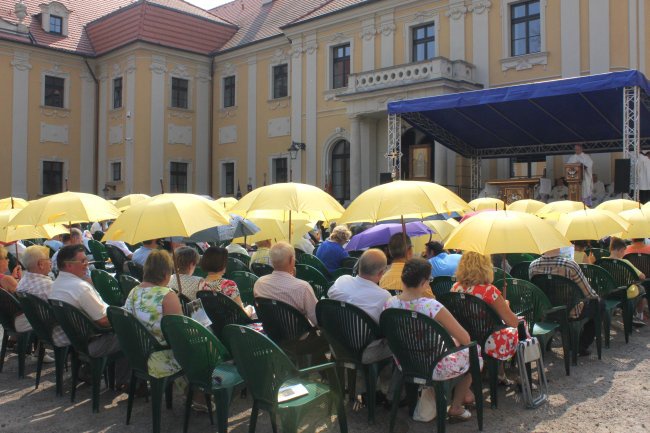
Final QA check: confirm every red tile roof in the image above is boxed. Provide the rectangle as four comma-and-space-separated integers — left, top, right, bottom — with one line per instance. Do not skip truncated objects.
286, 0, 371, 27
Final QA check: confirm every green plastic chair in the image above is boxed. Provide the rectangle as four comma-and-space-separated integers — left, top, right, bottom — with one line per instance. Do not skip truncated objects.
295, 264, 331, 299
107, 307, 184, 433
429, 276, 456, 298
16, 292, 69, 394
506, 253, 538, 266
196, 291, 255, 346
509, 261, 532, 281
438, 292, 506, 408
316, 299, 391, 424
329, 268, 354, 280
91, 269, 126, 306
250, 263, 274, 278
0, 289, 33, 379
223, 324, 348, 433
380, 309, 483, 433
162, 315, 244, 433
530, 274, 602, 366
297, 253, 332, 280
229, 252, 250, 267
588, 248, 609, 261
340, 257, 358, 269
228, 271, 257, 306
623, 252, 650, 276
193, 265, 208, 278
88, 239, 110, 271
49, 299, 120, 412
492, 266, 512, 281
127, 261, 144, 281
119, 274, 141, 299
225, 257, 248, 276
494, 277, 570, 375
105, 243, 129, 277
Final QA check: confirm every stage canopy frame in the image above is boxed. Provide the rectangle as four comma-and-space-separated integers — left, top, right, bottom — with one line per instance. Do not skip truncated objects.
386, 70, 650, 200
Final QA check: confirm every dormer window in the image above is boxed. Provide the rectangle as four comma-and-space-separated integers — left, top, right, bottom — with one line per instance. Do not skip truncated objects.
49, 15, 62, 35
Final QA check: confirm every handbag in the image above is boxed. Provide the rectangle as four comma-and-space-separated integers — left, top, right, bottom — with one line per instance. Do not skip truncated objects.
412, 386, 436, 422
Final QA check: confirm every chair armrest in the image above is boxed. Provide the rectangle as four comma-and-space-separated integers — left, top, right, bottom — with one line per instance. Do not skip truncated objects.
543, 305, 567, 323
441, 341, 477, 358
514, 307, 533, 317
605, 286, 628, 300
298, 361, 337, 376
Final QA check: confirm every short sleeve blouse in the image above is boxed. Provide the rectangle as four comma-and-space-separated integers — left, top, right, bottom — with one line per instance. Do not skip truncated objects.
451, 282, 501, 304
384, 296, 444, 319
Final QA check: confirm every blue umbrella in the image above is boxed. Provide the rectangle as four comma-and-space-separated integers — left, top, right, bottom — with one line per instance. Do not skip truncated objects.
345, 222, 434, 251
186, 215, 259, 243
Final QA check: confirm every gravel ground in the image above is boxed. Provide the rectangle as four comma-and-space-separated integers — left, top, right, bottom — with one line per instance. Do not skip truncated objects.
1, 317, 649, 433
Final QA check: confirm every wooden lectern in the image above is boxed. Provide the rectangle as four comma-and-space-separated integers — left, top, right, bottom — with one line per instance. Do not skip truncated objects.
564, 163, 583, 202
486, 178, 540, 205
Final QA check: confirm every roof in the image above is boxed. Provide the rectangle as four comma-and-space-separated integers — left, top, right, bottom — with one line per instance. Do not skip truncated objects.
387, 70, 650, 158
285, 0, 371, 27
0, 0, 235, 56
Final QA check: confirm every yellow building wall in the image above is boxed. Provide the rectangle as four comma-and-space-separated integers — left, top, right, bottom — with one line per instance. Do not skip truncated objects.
0, 50, 13, 197
580, 0, 590, 74
610, 0, 629, 69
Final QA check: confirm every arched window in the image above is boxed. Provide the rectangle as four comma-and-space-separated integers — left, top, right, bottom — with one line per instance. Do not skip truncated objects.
331, 140, 350, 203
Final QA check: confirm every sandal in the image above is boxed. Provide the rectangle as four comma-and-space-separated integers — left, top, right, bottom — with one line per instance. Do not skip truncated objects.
448, 409, 471, 423
498, 375, 514, 386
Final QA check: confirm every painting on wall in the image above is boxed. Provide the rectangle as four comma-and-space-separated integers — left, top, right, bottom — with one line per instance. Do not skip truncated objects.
409, 144, 431, 180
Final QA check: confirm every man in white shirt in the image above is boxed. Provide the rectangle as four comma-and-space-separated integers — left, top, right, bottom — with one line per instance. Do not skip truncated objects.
591, 174, 607, 206
226, 242, 249, 256
106, 240, 133, 259
132, 239, 158, 266
51, 228, 83, 275
637, 151, 650, 203
567, 144, 594, 205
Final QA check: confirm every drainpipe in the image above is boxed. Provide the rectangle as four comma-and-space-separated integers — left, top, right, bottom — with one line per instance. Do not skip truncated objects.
83, 58, 99, 194
208, 56, 216, 197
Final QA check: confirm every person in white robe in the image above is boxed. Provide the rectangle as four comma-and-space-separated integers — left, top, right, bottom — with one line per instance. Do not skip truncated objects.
637, 152, 650, 204
591, 174, 606, 206
567, 144, 594, 205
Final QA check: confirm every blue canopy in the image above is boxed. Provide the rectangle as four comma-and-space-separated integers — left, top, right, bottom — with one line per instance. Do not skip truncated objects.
388, 70, 650, 158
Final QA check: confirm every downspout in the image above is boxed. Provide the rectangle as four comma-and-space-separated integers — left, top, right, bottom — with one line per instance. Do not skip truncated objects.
209, 56, 215, 196
84, 58, 99, 194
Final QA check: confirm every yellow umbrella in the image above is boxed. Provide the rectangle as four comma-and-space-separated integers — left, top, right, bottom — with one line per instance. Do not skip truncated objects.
614, 208, 650, 239
423, 219, 459, 243
553, 209, 629, 241
115, 193, 151, 211
0, 209, 68, 243
445, 210, 571, 255
507, 199, 546, 214
536, 200, 587, 220
215, 197, 238, 211
338, 180, 470, 224
233, 217, 314, 244
0, 197, 29, 211
468, 197, 505, 211
8, 191, 120, 226
102, 193, 231, 244
596, 199, 640, 213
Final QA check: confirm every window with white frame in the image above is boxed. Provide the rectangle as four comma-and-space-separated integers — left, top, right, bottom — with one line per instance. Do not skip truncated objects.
112, 77, 122, 109
222, 161, 235, 195
170, 162, 188, 192
332, 44, 350, 89
49, 15, 62, 35
42, 160, 64, 195
412, 23, 436, 62
272, 64, 288, 99
44, 75, 65, 108
510, 0, 541, 56
110, 161, 122, 182
272, 157, 288, 183
223, 76, 236, 108
171, 77, 189, 109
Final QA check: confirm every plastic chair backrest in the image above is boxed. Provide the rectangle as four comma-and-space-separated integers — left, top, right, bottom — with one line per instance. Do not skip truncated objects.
161, 315, 229, 388
429, 276, 455, 298
16, 292, 58, 345
623, 253, 650, 277
87, 240, 108, 270
92, 231, 104, 241
493, 266, 512, 281
196, 291, 252, 341
106, 306, 163, 374
340, 257, 359, 269
493, 278, 552, 328
91, 269, 125, 306
439, 292, 505, 349
298, 253, 331, 278
226, 257, 248, 275
530, 274, 586, 312
330, 268, 354, 280
294, 248, 306, 260
229, 253, 251, 267
509, 261, 532, 281
506, 253, 538, 266
119, 274, 140, 298
49, 299, 101, 355
316, 299, 381, 364
595, 258, 638, 287
380, 309, 455, 381
104, 244, 128, 275
127, 261, 144, 281
254, 297, 313, 344
223, 324, 297, 406
228, 271, 257, 305
250, 263, 274, 278
579, 263, 620, 297
0, 289, 22, 332
588, 248, 609, 261
295, 264, 331, 299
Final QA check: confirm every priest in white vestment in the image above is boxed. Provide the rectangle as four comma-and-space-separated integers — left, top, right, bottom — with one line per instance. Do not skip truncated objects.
567, 144, 594, 206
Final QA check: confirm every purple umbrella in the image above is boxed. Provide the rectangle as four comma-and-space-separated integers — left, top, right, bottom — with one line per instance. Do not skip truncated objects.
345, 222, 434, 251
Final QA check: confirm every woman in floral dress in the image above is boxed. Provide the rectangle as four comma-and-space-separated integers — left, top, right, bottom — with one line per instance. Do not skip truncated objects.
384, 258, 480, 422
199, 246, 253, 316
451, 251, 520, 384
123, 249, 182, 378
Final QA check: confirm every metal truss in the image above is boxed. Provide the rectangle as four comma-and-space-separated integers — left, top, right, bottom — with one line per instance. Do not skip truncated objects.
624, 86, 641, 201
470, 156, 481, 199
401, 112, 477, 158
386, 113, 403, 180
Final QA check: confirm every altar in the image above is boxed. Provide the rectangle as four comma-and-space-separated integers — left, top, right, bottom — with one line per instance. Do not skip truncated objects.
486, 178, 541, 205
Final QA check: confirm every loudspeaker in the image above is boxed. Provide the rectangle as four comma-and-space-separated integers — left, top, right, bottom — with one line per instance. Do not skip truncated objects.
614, 159, 631, 194
379, 173, 393, 184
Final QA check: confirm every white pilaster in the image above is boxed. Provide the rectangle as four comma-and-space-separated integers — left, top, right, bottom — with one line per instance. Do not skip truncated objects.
290, 37, 304, 183
470, 0, 490, 87
361, 18, 375, 72
561, 0, 580, 77
195, 65, 211, 194
79, 70, 96, 193
125, 56, 136, 193
589, 0, 610, 74
11, 51, 30, 198
305, 35, 318, 185
434, 142, 447, 184
629, 0, 638, 70
360, 119, 371, 190
447, 1, 467, 61
640, 0, 646, 74
379, 13, 395, 68
349, 116, 361, 198
247, 56, 257, 187
150, 55, 166, 194
97, 65, 108, 194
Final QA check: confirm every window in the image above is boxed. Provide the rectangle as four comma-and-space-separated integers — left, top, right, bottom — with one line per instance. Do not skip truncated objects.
412, 23, 436, 62
110, 161, 122, 182
44, 75, 64, 108
170, 162, 188, 193
171, 77, 189, 109
272, 64, 288, 99
49, 15, 62, 35
331, 140, 350, 203
223, 76, 235, 108
223, 162, 235, 195
42, 161, 63, 195
510, 155, 546, 178
332, 44, 350, 89
112, 77, 122, 109
272, 157, 288, 183
510, 0, 541, 56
